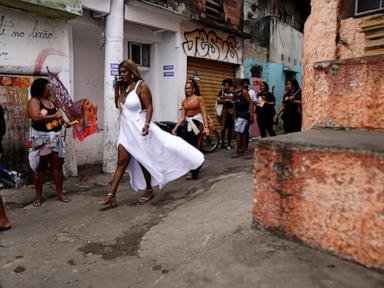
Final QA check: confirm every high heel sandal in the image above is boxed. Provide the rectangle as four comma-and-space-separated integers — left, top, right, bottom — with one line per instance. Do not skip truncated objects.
138, 189, 154, 204
99, 193, 117, 207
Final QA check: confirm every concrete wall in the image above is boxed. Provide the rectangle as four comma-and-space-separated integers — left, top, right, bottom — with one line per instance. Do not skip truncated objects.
0, 6, 70, 75
0, 5, 77, 175
71, 16, 104, 166
302, 0, 384, 130
136, 0, 243, 31
253, 137, 384, 269
311, 56, 384, 131
0, 0, 82, 19
269, 18, 303, 70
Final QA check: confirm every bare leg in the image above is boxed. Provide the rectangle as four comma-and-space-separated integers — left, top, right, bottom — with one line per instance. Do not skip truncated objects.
235, 132, 242, 154
50, 152, 69, 202
139, 163, 154, 199
0, 195, 11, 230
109, 145, 131, 196
33, 155, 50, 206
100, 145, 130, 206
241, 133, 248, 155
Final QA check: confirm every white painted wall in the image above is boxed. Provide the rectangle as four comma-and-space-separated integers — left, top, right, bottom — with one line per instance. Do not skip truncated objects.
0, 6, 70, 75
0, 5, 78, 175
71, 18, 104, 166
82, 0, 111, 14
269, 18, 303, 70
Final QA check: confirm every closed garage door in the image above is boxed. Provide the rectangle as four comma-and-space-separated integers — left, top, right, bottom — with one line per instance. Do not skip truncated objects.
187, 57, 236, 128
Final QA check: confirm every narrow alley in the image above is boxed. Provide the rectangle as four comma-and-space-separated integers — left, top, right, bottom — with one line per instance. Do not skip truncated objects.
0, 145, 382, 288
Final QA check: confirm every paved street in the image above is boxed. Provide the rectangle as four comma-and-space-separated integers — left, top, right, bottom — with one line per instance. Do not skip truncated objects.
0, 143, 383, 288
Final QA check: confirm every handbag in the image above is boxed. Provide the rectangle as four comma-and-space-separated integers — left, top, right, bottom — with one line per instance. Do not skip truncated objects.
215, 101, 223, 117
215, 90, 224, 117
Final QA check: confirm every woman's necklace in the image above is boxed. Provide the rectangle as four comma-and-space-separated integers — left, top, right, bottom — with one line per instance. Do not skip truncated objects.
125, 81, 136, 93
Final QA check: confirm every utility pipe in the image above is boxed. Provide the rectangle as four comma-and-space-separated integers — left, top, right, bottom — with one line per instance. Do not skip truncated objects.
102, 0, 124, 173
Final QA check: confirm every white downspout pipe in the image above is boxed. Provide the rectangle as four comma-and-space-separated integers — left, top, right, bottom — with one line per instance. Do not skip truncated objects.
102, 0, 124, 173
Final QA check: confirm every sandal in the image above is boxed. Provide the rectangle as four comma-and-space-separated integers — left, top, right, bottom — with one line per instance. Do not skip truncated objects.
58, 195, 71, 203
33, 200, 41, 207
99, 193, 117, 207
138, 189, 154, 204
0, 225, 11, 232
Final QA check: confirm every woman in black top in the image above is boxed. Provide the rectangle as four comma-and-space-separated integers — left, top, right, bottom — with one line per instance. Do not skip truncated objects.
27, 78, 70, 207
274, 79, 302, 134
256, 82, 276, 137
216, 79, 234, 149
232, 79, 254, 158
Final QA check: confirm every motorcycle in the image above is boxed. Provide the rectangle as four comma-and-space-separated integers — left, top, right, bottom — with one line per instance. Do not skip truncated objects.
155, 121, 220, 153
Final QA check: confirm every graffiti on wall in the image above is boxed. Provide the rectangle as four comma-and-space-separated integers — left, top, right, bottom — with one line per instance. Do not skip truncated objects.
182, 29, 240, 64
0, 75, 34, 174
0, 15, 55, 62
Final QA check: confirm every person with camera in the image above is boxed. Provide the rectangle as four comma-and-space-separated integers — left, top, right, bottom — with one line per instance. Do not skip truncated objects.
27, 78, 71, 207
99, 60, 204, 206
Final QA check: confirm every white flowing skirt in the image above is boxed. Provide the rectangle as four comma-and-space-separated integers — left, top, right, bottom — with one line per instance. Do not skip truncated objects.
117, 110, 204, 191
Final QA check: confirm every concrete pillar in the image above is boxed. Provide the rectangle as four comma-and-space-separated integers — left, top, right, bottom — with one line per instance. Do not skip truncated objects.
102, 0, 124, 173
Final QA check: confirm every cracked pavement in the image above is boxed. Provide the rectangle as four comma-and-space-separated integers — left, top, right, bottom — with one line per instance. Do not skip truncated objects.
0, 143, 383, 288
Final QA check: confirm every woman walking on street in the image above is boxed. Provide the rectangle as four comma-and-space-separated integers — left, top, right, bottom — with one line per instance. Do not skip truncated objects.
256, 82, 276, 137
27, 78, 71, 207
274, 79, 302, 134
172, 79, 209, 179
100, 60, 204, 206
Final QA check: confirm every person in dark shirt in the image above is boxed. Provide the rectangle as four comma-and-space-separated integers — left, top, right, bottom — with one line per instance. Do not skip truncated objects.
0, 104, 11, 231
216, 79, 234, 149
255, 81, 276, 137
27, 78, 71, 207
232, 79, 254, 158
274, 79, 302, 133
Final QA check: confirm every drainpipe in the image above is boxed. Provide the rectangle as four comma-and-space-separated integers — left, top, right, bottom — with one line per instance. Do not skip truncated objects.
102, 0, 124, 173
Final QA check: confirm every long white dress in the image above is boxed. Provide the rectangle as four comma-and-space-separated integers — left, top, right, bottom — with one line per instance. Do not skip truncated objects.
117, 80, 204, 191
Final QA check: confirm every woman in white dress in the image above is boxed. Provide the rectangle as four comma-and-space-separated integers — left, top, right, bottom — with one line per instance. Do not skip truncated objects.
99, 60, 204, 206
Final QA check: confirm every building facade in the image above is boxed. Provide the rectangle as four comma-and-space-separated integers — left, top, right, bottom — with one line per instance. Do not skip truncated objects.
0, 0, 247, 175
242, 0, 310, 106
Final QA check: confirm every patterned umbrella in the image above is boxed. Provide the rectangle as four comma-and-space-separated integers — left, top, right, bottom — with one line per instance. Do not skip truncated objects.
48, 69, 100, 142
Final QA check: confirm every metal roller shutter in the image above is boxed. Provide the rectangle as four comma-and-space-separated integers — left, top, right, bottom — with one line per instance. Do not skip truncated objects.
187, 57, 236, 129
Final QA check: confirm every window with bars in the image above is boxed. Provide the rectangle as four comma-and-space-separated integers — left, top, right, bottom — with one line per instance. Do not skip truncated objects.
205, 0, 224, 21
355, 0, 384, 16
128, 42, 150, 67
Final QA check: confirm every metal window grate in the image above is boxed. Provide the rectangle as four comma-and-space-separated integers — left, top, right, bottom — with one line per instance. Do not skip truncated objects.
205, 0, 223, 21
355, 0, 384, 16
128, 42, 150, 67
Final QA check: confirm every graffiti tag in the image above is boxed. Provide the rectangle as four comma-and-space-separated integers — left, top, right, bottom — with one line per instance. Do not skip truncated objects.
182, 29, 239, 64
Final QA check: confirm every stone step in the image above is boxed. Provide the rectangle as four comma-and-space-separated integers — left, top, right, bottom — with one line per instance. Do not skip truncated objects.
252, 128, 384, 269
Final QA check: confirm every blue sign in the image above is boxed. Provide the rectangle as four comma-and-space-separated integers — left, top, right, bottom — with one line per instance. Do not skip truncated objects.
163, 65, 174, 71
111, 63, 119, 69
164, 71, 174, 77
110, 70, 119, 76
